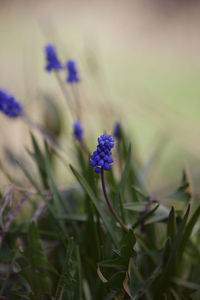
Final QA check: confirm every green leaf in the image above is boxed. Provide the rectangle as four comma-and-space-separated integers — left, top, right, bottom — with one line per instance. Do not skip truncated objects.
0, 250, 18, 298
130, 263, 161, 299
44, 152, 63, 215
98, 229, 136, 269
98, 259, 126, 270
172, 277, 200, 291
27, 224, 58, 278
30, 132, 48, 189
106, 271, 126, 290
44, 142, 81, 239
120, 230, 136, 262
58, 213, 87, 222
114, 144, 131, 215
132, 204, 160, 229
162, 237, 172, 268
179, 205, 200, 262
167, 206, 176, 241
155, 205, 190, 298
120, 130, 145, 196
70, 165, 119, 247
20, 223, 53, 297
124, 202, 155, 212
74, 142, 87, 175
169, 288, 181, 300
75, 245, 83, 300
17, 160, 52, 212
145, 204, 169, 224
55, 239, 75, 300
98, 230, 136, 289
25, 223, 56, 275
17, 159, 68, 240
131, 185, 149, 201
8, 290, 31, 299
190, 289, 200, 300
165, 170, 191, 203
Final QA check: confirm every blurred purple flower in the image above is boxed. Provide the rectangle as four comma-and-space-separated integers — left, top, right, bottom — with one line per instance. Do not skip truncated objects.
66, 59, 80, 83
44, 44, 63, 72
73, 121, 83, 141
0, 89, 23, 118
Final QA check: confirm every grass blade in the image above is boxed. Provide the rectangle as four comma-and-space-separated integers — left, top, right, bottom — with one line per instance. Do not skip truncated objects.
167, 206, 176, 241
83, 280, 92, 300
76, 245, 83, 300
70, 165, 119, 247
132, 204, 160, 229
0, 250, 18, 298
155, 205, 190, 298
179, 205, 200, 262
114, 144, 131, 215
55, 239, 75, 300
17, 160, 68, 238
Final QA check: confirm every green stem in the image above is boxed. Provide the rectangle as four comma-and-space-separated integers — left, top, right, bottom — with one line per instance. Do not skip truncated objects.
71, 83, 81, 121
54, 71, 75, 119
101, 169, 129, 232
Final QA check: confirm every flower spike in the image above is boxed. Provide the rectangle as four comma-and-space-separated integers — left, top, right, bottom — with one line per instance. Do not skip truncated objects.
66, 59, 80, 83
0, 89, 23, 118
90, 134, 114, 173
73, 121, 83, 141
113, 122, 121, 139
44, 44, 63, 72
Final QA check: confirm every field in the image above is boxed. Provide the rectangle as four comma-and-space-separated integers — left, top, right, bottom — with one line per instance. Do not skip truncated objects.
0, 1, 200, 299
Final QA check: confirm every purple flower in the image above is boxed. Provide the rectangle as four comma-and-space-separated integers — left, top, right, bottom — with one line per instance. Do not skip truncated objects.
113, 122, 121, 139
90, 134, 114, 173
73, 121, 83, 141
44, 44, 63, 72
0, 89, 23, 118
66, 59, 80, 83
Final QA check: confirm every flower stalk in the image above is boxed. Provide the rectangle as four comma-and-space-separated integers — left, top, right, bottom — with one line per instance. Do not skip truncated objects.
71, 83, 81, 121
101, 169, 129, 232
54, 71, 75, 119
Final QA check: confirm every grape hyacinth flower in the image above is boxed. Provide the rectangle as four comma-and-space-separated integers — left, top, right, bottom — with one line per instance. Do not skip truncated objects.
44, 44, 63, 72
66, 59, 80, 83
0, 89, 23, 118
73, 121, 83, 141
91, 134, 129, 231
113, 122, 121, 139
90, 134, 114, 173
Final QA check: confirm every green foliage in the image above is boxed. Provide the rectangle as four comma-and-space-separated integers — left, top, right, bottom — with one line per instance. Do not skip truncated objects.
0, 108, 200, 300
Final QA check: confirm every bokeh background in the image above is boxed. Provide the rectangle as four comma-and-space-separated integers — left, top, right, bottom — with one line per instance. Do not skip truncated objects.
1, 0, 200, 193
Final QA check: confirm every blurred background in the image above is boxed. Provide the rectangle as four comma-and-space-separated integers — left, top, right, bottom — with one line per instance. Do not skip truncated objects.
0, 0, 200, 193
